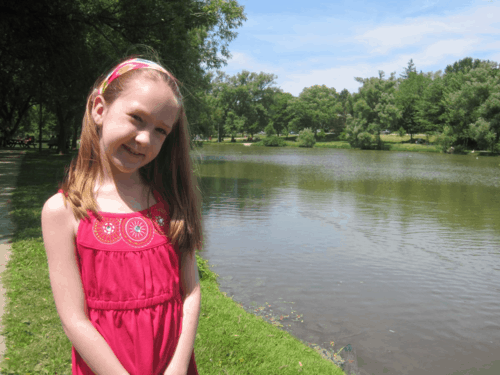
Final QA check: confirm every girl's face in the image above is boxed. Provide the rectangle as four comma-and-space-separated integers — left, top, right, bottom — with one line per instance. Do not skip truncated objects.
93, 77, 179, 181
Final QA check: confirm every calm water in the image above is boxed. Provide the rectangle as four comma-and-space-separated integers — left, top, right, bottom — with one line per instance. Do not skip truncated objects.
195, 144, 500, 375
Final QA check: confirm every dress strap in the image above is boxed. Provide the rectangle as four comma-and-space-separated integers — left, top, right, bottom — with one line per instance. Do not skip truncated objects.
58, 189, 68, 197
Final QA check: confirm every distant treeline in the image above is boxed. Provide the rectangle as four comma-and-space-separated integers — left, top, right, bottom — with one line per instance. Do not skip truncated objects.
203, 58, 499, 152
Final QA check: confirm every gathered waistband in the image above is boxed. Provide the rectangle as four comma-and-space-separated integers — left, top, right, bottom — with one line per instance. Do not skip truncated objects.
86, 291, 182, 310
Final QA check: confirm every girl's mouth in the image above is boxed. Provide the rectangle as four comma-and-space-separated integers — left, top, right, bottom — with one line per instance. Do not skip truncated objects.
123, 145, 144, 156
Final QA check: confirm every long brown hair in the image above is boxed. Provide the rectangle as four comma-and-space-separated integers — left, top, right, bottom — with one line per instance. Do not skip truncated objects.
59, 56, 202, 255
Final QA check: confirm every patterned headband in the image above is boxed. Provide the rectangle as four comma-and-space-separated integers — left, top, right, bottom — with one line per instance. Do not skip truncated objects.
96, 58, 181, 101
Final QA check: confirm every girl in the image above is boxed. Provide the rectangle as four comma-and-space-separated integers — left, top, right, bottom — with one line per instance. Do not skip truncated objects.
41, 57, 202, 375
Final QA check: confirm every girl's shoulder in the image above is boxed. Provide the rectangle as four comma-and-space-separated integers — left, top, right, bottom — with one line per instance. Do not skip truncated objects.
42, 192, 80, 238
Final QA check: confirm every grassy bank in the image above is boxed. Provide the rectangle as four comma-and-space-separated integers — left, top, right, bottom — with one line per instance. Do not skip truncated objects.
201, 134, 444, 153
0, 150, 345, 374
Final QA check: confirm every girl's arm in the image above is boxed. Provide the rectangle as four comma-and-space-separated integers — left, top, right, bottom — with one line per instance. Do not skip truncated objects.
41, 194, 129, 375
165, 250, 201, 375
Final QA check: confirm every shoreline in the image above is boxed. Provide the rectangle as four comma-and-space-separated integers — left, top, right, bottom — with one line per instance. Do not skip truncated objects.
197, 135, 499, 156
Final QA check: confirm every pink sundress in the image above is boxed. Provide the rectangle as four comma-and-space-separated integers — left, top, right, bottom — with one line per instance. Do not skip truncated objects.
59, 190, 198, 374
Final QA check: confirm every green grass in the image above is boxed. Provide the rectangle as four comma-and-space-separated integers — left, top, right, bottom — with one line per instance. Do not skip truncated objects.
0, 149, 345, 375
201, 133, 444, 153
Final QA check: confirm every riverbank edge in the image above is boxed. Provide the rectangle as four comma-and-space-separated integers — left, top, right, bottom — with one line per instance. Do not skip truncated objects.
198, 137, 499, 155
197, 140, 448, 154
0, 150, 345, 374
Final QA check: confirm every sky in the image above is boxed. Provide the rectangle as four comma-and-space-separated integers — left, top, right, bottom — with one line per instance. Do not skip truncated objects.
220, 0, 500, 96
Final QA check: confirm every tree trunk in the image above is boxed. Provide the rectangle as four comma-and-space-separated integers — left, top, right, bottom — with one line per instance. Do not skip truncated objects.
56, 104, 68, 155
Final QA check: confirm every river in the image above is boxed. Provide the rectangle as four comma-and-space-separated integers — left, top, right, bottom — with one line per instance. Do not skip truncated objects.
195, 144, 500, 375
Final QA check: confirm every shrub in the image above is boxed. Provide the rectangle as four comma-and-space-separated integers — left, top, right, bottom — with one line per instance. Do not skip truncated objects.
262, 136, 286, 147
437, 126, 457, 153
357, 132, 374, 149
397, 127, 406, 137
493, 142, 500, 154
297, 128, 316, 147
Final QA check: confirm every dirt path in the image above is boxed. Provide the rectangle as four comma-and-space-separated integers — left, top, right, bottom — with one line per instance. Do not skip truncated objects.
0, 150, 25, 363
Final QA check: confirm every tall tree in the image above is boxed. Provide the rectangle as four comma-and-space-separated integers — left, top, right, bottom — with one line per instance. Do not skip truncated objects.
400, 59, 417, 79
269, 91, 294, 136
395, 71, 428, 140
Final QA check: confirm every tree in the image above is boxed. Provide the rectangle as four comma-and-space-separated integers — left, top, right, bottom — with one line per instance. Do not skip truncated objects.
442, 61, 500, 148
347, 73, 401, 148
395, 71, 428, 140
469, 91, 500, 151
400, 59, 417, 79
224, 111, 245, 142
269, 91, 294, 136
416, 74, 446, 134
288, 85, 341, 134
209, 70, 278, 138
444, 57, 497, 75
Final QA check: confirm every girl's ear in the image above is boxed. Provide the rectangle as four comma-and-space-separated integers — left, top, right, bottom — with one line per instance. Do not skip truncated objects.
92, 95, 106, 126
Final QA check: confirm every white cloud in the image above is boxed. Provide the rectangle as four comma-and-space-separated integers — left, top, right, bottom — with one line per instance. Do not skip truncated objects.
221, 3, 500, 96
356, 5, 500, 54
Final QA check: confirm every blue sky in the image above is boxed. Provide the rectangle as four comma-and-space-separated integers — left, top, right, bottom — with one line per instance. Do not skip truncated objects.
220, 0, 500, 96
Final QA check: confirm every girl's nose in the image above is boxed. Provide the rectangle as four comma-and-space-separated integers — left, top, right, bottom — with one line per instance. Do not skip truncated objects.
135, 129, 153, 146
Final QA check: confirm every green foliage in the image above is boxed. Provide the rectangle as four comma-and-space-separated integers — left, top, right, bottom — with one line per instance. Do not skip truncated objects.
297, 128, 316, 148
348, 73, 401, 149
288, 85, 343, 134
269, 91, 294, 136
264, 123, 277, 137
469, 117, 496, 151
224, 111, 245, 142
416, 73, 446, 133
316, 129, 326, 140
437, 126, 457, 153
397, 127, 406, 137
262, 136, 286, 147
441, 61, 500, 148
2, 0, 247, 151
356, 132, 375, 149
395, 71, 428, 138
208, 71, 278, 137
493, 142, 500, 154
400, 58, 417, 79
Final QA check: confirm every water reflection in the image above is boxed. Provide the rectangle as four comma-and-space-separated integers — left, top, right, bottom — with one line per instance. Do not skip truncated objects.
196, 145, 500, 375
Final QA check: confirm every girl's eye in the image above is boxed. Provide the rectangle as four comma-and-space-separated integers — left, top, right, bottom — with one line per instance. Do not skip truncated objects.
156, 128, 168, 136
131, 114, 142, 122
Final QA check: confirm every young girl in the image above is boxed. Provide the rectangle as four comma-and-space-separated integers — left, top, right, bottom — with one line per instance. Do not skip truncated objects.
41, 57, 202, 375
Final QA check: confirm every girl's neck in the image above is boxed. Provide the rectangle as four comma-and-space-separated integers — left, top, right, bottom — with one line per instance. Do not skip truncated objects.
94, 179, 154, 214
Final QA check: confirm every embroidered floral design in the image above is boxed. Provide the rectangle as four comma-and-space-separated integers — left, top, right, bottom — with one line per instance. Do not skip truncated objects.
121, 217, 154, 247
147, 206, 169, 235
93, 218, 122, 244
